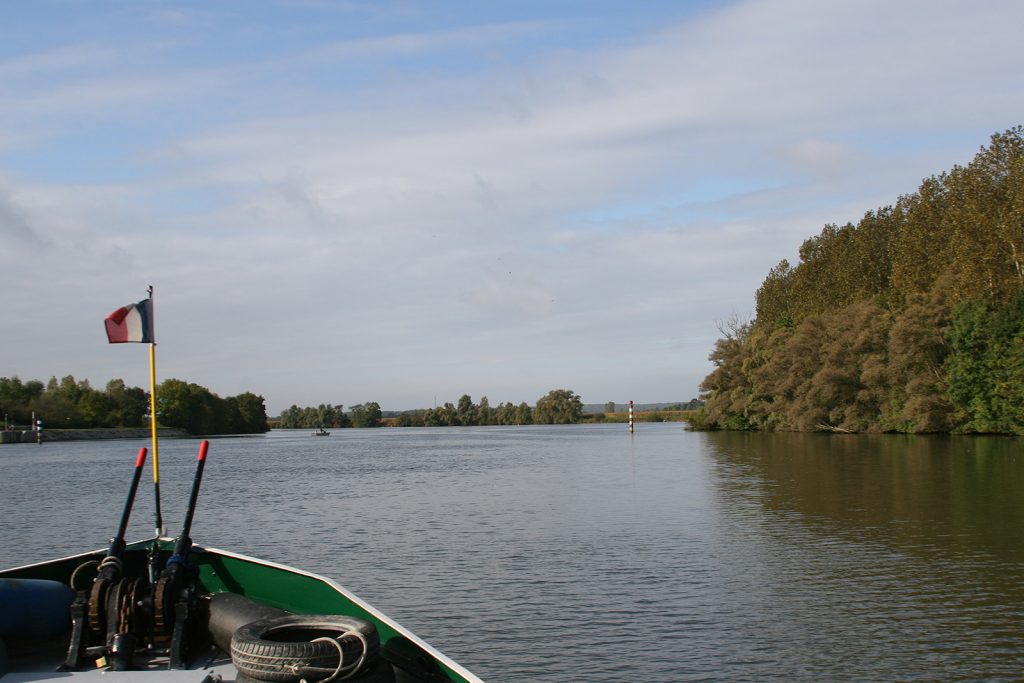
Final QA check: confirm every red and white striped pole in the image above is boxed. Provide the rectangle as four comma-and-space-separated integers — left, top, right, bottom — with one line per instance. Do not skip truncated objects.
629, 400, 634, 434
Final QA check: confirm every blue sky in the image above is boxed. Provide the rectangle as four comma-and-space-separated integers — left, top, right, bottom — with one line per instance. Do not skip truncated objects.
2, 0, 1022, 414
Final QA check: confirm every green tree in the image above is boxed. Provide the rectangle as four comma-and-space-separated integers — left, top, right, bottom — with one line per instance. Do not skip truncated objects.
478, 396, 494, 425
882, 292, 954, 432
106, 379, 148, 427
398, 410, 426, 427
438, 402, 457, 426
156, 379, 220, 434
495, 402, 515, 425
0, 377, 43, 425
279, 405, 302, 429
697, 126, 1024, 434
945, 293, 1024, 433
350, 402, 382, 428
515, 402, 533, 425
31, 389, 82, 428
456, 394, 478, 426
534, 389, 583, 424
699, 317, 756, 430
755, 259, 795, 329
228, 392, 270, 433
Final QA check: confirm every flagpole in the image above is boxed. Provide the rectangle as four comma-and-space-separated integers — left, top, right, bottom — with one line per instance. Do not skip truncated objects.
147, 285, 164, 537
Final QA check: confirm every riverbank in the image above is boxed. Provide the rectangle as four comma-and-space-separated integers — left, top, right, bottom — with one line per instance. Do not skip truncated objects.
1, 427, 187, 444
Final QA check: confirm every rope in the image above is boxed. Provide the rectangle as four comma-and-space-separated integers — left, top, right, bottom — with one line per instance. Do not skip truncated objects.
99, 555, 123, 572
230, 627, 369, 683
303, 629, 368, 682
70, 560, 99, 589
230, 630, 370, 683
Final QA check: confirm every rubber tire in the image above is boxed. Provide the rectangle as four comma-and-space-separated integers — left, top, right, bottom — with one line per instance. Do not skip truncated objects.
234, 659, 396, 683
230, 614, 380, 682
207, 593, 291, 653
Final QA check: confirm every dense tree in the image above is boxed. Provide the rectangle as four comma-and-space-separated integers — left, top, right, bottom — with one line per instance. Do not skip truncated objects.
278, 404, 350, 429
409, 395, 507, 426
0, 375, 266, 434
882, 291, 954, 431
495, 402, 516, 425
422, 407, 443, 426
534, 389, 583, 424
350, 402, 382, 428
397, 410, 427, 427
477, 396, 494, 425
438, 402, 458, 426
225, 392, 271, 433
156, 379, 222, 435
456, 394, 477, 426
698, 126, 1024, 434
105, 379, 149, 427
0, 377, 44, 425
945, 293, 1024, 434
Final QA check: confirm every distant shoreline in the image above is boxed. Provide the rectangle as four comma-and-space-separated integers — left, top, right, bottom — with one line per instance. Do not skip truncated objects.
1, 428, 187, 444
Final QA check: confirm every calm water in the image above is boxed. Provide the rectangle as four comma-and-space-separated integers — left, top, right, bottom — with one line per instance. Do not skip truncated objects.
1, 424, 1023, 681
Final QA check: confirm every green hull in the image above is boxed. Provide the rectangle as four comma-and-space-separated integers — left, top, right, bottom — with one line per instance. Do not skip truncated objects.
0, 538, 482, 683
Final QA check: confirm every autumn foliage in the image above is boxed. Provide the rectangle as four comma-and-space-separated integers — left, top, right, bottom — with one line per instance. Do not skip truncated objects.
696, 127, 1024, 434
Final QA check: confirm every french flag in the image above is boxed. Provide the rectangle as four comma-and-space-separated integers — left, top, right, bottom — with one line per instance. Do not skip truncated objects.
104, 299, 155, 344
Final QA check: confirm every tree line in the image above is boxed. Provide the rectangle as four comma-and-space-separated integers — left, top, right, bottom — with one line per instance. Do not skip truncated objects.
696, 126, 1024, 434
277, 402, 382, 429
0, 375, 268, 435
276, 389, 585, 428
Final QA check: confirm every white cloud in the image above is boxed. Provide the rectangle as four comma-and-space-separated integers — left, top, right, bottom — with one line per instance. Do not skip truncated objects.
470, 279, 556, 317
1, 0, 1023, 410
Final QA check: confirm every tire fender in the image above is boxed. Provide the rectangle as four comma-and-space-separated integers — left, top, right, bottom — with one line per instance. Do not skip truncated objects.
230, 614, 380, 682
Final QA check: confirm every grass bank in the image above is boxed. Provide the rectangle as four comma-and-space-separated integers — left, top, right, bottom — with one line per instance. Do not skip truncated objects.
586, 410, 695, 424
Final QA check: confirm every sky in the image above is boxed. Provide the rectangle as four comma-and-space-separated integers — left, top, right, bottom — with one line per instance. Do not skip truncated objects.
2, 1, 1023, 415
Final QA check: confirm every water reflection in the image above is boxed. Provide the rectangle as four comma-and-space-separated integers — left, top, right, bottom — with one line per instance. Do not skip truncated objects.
701, 431, 1024, 681
703, 432, 1024, 561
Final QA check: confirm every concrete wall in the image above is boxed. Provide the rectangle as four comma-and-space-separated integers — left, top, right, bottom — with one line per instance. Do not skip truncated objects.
1, 428, 186, 444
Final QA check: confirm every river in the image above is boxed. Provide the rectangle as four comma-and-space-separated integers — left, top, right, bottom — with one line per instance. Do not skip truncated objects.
1, 424, 1022, 681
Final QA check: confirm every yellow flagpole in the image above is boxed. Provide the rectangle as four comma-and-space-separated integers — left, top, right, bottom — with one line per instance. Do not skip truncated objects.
148, 286, 164, 537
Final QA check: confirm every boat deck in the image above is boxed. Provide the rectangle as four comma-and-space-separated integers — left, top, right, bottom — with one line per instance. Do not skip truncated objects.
2, 642, 238, 682
1, 541, 479, 683
2, 642, 407, 682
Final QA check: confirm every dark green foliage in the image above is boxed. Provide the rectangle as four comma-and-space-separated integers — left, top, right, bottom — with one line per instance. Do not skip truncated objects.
226, 392, 275, 434
105, 379, 149, 427
755, 259, 795, 330
397, 410, 426, 427
418, 396, 533, 426
700, 126, 1024, 434
157, 378, 269, 435
0, 375, 267, 434
533, 389, 584, 424
945, 293, 1024, 434
349, 402, 382, 428
278, 404, 351, 429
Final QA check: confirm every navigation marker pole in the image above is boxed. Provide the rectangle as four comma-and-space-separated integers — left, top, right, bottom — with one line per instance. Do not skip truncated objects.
629, 400, 634, 434
146, 286, 164, 537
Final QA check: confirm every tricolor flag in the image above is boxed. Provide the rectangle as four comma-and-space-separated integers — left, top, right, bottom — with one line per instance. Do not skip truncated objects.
104, 298, 155, 344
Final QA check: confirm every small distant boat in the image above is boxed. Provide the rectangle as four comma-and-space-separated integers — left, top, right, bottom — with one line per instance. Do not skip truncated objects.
313, 428, 330, 436
0, 441, 483, 683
